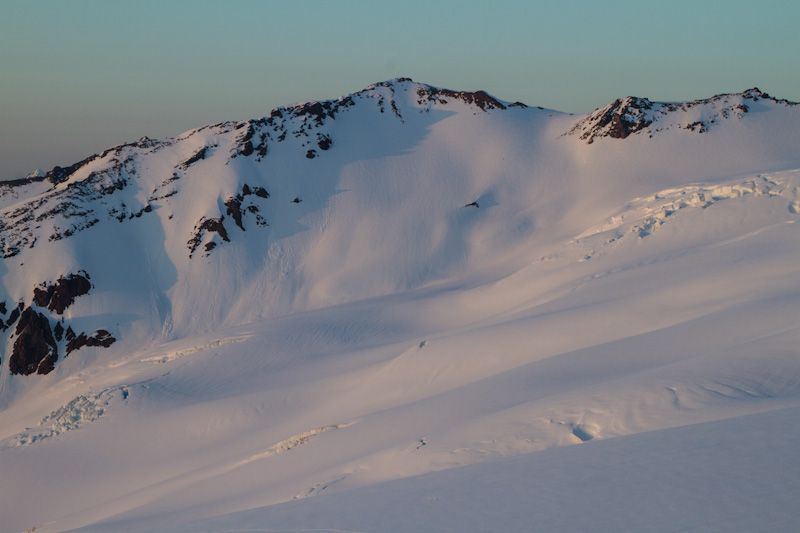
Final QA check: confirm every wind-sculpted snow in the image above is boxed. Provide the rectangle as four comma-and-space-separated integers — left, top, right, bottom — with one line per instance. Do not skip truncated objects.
236, 422, 355, 468
2, 80, 800, 531
141, 336, 247, 364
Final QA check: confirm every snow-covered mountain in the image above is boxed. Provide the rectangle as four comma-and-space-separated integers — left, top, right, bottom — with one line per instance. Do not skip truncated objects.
1, 79, 799, 532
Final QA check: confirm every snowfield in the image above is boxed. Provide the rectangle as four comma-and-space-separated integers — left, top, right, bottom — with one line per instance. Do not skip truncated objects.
1, 80, 799, 532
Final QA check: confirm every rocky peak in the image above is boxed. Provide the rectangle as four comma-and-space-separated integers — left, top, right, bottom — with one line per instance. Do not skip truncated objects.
567, 89, 798, 144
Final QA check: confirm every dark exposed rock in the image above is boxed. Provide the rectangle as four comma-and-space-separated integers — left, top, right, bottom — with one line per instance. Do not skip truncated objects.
54, 321, 64, 341
0, 301, 6, 315
2, 155, 136, 255
685, 121, 708, 133
221, 184, 270, 233
66, 333, 87, 355
603, 99, 653, 139
292, 197, 302, 203
568, 88, 797, 144
65, 329, 116, 356
241, 140, 254, 156
240, 124, 255, 142
0, 173, 49, 188
32, 272, 92, 315
293, 101, 327, 125
188, 216, 230, 257
65, 325, 76, 341
46, 154, 100, 185
10, 307, 58, 375
608, 113, 650, 139
317, 134, 333, 151
90, 329, 115, 347
415, 85, 507, 111
178, 147, 208, 170
202, 218, 229, 241
268, 93, 355, 134
306, 150, 317, 159
464, 201, 479, 208
225, 197, 245, 230
7, 306, 21, 329
566, 96, 655, 143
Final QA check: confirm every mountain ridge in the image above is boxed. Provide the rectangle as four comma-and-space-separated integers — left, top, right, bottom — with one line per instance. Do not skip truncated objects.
2, 79, 800, 532
1, 79, 799, 380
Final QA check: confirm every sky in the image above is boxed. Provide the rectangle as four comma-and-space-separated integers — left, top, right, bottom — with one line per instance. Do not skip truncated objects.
1, 0, 798, 180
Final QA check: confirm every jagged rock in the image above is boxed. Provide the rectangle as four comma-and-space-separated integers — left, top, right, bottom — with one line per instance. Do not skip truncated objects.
1, 154, 134, 256
188, 217, 230, 257
225, 197, 245, 230
32, 272, 92, 315
0, 173, 49, 188
0, 301, 6, 315
223, 184, 270, 232
292, 101, 328, 126
306, 150, 317, 159
54, 321, 64, 341
9, 307, 58, 375
65, 329, 116, 356
317, 134, 332, 151
178, 147, 208, 170
567, 88, 797, 144
6, 305, 21, 329
685, 121, 708, 133
46, 154, 99, 185
414, 85, 507, 111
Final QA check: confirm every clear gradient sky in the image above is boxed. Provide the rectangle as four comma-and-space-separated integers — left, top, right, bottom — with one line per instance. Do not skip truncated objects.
2, 0, 798, 180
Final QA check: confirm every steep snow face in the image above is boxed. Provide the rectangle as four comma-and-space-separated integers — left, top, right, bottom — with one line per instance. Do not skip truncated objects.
0, 79, 553, 379
0, 79, 799, 383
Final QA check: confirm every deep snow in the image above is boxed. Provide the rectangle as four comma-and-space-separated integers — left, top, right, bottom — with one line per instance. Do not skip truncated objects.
1, 79, 799, 532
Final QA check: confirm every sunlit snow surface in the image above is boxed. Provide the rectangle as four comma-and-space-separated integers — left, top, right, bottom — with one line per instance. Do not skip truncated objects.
1, 81, 800, 532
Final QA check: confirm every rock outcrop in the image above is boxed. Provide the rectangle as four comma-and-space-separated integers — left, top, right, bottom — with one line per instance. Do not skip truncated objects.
32, 272, 92, 314
10, 307, 58, 375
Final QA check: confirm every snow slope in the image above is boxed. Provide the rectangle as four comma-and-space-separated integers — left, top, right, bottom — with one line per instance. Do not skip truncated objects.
1, 80, 799, 532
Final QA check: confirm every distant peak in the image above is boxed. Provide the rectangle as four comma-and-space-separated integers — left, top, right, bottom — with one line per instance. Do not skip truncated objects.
568, 96, 655, 143
368, 77, 415, 88
743, 87, 764, 96
567, 87, 797, 143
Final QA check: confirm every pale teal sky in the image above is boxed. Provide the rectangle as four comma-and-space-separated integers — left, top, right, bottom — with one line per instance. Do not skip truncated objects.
1, 0, 798, 179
